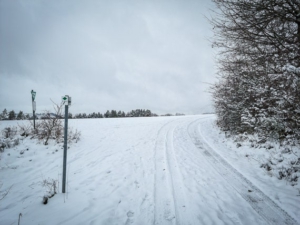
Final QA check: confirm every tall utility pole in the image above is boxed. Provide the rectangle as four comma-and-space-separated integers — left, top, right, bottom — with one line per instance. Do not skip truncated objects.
31, 90, 36, 129
62, 95, 71, 193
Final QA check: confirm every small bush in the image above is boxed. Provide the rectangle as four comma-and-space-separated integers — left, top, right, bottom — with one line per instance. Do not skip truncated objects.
18, 123, 31, 137
261, 163, 272, 171
14, 138, 20, 146
33, 102, 64, 145
2, 127, 17, 139
41, 178, 58, 204
68, 129, 81, 143
0, 141, 5, 152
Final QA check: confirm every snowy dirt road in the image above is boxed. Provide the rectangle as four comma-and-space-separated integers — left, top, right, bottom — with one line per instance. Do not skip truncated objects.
0, 115, 299, 225
150, 116, 297, 225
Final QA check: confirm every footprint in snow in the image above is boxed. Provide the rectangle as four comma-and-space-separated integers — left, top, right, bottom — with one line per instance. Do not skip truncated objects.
127, 211, 134, 217
125, 211, 134, 225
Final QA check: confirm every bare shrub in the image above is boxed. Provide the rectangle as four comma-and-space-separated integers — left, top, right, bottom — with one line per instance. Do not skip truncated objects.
0, 126, 21, 151
0, 141, 5, 153
35, 101, 64, 145
68, 128, 81, 143
33, 101, 80, 145
2, 127, 17, 139
40, 178, 58, 204
278, 165, 299, 186
13, 138, 20, 146
5, 139, 12, 148
42, 178, 57, 195
18, 123, 31, 137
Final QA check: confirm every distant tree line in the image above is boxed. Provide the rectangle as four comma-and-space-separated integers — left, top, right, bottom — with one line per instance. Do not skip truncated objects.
0, 109, 29, 120
0, 108, 187, 120
73, 109, 158, 119
0, 108, 164, 120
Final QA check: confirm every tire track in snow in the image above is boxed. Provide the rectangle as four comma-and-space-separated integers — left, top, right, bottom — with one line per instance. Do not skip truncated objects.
153, 118, 198, 225
187, 119, 298, 225
165, 126, 184, 225
153, 120, 177, 225
165, 123, 197, 225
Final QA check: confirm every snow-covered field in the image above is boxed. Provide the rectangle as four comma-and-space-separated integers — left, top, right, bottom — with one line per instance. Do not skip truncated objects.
0, 115, 299, 225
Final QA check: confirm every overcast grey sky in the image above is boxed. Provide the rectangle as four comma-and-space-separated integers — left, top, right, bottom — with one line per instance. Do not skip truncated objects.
0, 0, 217, 115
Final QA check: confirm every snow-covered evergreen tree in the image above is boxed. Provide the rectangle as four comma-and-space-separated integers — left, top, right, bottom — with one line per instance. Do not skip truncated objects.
1, 109, 8, 120
16, 111, 24, 120
104, 110, 110, 118
8, 110, 16, 120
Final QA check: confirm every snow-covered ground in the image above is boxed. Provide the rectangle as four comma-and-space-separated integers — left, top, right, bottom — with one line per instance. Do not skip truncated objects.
0, 115, 299, 225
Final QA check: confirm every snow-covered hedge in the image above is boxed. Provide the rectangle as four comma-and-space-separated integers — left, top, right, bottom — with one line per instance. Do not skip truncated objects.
211, 0, 300, 145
